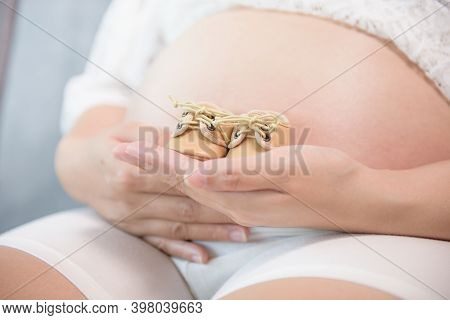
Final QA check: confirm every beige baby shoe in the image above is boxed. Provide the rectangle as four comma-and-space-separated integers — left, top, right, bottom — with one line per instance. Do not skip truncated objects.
223, 110, 291, 158
167, 97, 234, 160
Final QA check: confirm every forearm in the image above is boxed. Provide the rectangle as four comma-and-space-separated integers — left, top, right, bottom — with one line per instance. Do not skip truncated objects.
65, 105, 126, 139
55, 105, 126, 203
359, 161, 450, 240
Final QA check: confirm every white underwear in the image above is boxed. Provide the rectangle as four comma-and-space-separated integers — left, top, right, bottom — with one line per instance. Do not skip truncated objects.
0, 208, 449, 299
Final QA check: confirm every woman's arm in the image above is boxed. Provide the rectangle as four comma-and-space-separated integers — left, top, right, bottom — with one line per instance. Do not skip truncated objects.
159, 145, 450, 240
55, 105, 126, 203
372, 160, 450, 240
56, 107, 248, 263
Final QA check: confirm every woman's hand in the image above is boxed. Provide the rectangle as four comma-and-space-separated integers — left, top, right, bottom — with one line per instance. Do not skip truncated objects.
56, 109, 248, 263
111, 139, 249, 261
181, 145, 392, 233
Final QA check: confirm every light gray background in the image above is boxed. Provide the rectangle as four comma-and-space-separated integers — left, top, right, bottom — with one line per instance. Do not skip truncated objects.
0, 0, 111, 232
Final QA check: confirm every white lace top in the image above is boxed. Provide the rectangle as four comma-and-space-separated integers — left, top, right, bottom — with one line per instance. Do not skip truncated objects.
61, 0, 450, 132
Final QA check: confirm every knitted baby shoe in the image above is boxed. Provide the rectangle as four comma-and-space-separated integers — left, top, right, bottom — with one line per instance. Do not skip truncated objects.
224, 110, 291, 157
167, 97, 234, 160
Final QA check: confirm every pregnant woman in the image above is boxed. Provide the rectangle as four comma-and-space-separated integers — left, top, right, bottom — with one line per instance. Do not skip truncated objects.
1, 0, 449, 299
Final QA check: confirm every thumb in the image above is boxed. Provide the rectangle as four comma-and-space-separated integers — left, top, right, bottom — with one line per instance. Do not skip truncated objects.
185, 146, 298, 192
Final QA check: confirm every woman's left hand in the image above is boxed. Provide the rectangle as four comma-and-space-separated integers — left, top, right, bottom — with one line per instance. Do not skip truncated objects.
183, 145, 384, 232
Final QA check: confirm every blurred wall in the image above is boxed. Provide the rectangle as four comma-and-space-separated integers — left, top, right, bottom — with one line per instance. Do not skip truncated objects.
0, 0, 111, 232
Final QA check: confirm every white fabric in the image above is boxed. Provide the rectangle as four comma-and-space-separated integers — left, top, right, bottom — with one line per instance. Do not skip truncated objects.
1, 209, 449, 299
61, 0, 450, 132
0, 209, 193, 299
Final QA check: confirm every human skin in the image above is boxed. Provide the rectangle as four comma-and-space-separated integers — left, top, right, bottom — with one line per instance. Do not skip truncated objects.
60, 9, 450, 261
1, 8, 444, 300
0, 247, 85, 299
117, 142, 450, 240
129, 9, 450, 170
56, 107, 249, 264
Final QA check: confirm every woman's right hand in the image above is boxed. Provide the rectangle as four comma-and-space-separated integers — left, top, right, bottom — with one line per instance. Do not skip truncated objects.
55, 108, 248, 263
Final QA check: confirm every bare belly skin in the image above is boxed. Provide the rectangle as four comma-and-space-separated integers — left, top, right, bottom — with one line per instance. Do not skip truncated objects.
128, 9, 450, 169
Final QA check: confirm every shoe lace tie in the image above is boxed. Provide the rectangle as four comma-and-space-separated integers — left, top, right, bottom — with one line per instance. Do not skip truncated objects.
170, 96, 232, 147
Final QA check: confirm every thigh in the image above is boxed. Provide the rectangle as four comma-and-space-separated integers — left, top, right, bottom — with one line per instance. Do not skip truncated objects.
0, 208, 193, 300
214, 234, 450, 299
0, 246, 85, 299
221, 277, 396, 300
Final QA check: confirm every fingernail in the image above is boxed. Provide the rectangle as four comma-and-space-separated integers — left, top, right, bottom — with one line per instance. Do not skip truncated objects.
229, 228, 248, 242
190, 254, 205, 264
125, 144, 139, 157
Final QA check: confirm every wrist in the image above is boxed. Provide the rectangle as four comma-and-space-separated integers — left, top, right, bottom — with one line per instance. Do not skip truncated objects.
354, 167, 411, 234
55, 136, 93, 204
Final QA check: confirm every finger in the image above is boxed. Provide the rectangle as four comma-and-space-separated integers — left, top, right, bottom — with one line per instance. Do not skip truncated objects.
184, 184, 286, 226
112, 141, 154, 168
144, 236, 209, 263
111, 122, 146, 142
112, 143, 188, 194
109, 165, 183, 196
114, 142, 200, 192
126, 194, 235, 224
110, 165, 184, 196
119, 219, 249, 242
184, 148, 293, 192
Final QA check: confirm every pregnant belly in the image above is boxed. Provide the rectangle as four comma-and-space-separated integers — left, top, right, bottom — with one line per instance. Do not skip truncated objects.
128, 9, 450, 169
